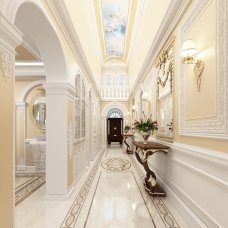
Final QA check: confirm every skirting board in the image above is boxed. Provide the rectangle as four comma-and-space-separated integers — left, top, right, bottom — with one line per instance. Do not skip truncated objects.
147, 139, 228, 227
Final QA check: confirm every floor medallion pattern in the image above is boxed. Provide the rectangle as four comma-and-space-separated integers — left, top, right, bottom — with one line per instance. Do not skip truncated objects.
101, 158, 131, 172
60, 150, 105, 228
15, 173, 45, 206
128, 154, 180, 228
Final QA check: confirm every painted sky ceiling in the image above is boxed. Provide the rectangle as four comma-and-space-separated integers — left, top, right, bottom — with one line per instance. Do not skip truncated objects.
94, 0, 137, 63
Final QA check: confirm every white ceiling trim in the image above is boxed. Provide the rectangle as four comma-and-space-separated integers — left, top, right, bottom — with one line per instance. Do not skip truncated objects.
15, 64, 46, 77
129, 0, 192, 101
46, 0, 101, 98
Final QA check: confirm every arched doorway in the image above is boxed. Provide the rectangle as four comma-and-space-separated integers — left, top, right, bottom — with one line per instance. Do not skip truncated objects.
13, 1, 70, 197
107, 108, 123, 145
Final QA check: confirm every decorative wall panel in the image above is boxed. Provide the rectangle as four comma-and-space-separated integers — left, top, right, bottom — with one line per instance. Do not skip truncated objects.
155, 37, 174, 141
179, 0, 228, 139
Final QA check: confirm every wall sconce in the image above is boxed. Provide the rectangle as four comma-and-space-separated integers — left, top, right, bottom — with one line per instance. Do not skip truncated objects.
142, 92, 150, 101
180, 39, 204, 91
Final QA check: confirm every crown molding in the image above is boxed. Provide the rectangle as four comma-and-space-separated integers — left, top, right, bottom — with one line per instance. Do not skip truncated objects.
15, 64, 46, 77
44, 82, 75, 99
129, 0, 192, 100
0, 12, 22, 52
45, 0, 100, 98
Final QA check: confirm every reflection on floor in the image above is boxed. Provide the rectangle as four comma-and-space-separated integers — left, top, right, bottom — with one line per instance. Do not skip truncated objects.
15, 147, 186, 228
15, 173, 45, 206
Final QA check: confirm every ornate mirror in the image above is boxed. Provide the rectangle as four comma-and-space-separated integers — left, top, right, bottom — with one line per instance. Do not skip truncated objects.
32, 96, 46, 130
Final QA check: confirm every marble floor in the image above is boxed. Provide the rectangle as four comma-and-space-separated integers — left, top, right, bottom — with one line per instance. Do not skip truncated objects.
15, 146, 188, 228
15, 173, 45, 206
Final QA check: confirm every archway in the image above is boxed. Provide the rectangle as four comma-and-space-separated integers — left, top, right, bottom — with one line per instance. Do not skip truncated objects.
101, 103, 130, 147
107, 108, 124, 145
13, 1, 70, 197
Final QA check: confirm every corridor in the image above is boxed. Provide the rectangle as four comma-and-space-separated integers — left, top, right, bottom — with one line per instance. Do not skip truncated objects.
15, 146, 185, 228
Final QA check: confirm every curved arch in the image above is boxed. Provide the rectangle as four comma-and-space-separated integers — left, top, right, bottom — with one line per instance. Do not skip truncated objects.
101, 102, 129, 117
13, 1, 68, 82
19, 80, 45, 102
107, 108, 123, 118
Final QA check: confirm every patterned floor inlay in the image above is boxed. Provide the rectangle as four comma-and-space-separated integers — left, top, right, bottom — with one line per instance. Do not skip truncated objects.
128, 154, 180, 228
60, 150, 105, 228
15, 173, 45, 206
101, 158, 131, 172
84, 171, 156, 228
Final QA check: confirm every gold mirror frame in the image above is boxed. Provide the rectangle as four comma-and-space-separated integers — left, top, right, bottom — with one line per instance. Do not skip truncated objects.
155, 37, 175, 142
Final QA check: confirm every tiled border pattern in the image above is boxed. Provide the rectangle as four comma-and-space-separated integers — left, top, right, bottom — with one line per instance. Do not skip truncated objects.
101, 158, 131, 172
128, 154, 180, 228
60, 150, 105, 228
83, 171, 156, 228
15, 173, 45, 206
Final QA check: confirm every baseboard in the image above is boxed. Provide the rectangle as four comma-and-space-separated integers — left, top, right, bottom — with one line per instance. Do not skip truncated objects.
44, 185, 75, 201
154, 169, 216, 228
146, 139, 227, 227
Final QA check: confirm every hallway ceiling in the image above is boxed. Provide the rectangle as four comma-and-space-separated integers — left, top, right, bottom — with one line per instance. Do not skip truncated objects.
14, 0, 173, 90
93, 0, 137, 63
63, 0, 172, 87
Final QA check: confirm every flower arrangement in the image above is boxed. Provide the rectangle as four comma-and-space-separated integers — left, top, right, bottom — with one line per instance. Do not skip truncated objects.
133, 113, 158, 133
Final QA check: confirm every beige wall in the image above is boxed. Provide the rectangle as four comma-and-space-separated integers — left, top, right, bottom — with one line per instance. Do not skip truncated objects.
129, 0, 171, 88
132, 0, 228, 153
0, 60, 14, 227
173, 0, 228, 153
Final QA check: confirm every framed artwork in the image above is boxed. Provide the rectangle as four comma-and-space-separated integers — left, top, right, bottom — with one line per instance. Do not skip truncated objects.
155, 37, 174, 141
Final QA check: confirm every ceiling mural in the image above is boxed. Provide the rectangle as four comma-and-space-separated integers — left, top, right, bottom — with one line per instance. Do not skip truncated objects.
94, 0, 137, 63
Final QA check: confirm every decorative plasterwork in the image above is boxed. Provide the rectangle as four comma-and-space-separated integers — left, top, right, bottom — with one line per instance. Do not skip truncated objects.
155, 37, 174, 142
68, 120, 74, 159
129, 0, 192, 100
179, 0, 228, 138
45, 0, 101, 98
0, 49, 13, 80
93, 0, 138, 62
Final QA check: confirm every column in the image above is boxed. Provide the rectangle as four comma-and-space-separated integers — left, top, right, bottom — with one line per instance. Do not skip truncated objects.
0, 14, 22, 228
15, 102, 27, 170
101, 116, 107, 148
44, 83, 74, 196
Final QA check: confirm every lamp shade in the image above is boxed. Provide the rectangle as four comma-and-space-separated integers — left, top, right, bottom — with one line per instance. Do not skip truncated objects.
180, 39, 198, 57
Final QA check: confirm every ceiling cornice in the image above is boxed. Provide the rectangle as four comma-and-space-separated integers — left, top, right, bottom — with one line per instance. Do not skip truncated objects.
45, 0, 101, 98
15, 64, 46, 77
129, 0, 192, 101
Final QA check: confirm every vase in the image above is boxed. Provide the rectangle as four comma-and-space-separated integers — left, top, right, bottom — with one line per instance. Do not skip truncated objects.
141, 131, 151, 144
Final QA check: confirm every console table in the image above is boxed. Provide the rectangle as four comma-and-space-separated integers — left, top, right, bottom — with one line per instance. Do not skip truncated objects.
133, 141, 169, 197
122, 133, 134, 154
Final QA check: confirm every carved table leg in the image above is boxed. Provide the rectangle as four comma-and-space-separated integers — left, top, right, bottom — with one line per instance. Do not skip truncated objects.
123, 136, 133, 154
135, 147, 166, 197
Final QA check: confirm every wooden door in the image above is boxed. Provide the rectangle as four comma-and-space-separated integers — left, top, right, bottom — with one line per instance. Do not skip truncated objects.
107, 118, 123, 144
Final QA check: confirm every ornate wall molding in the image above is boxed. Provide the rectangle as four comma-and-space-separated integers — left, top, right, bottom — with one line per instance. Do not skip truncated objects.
155, 37, 174, 141
0, 49, 13, 80
148, 139, 228, 227
45, 0, 100, 98
129, 0, 192, 100
179, 0, 228, 139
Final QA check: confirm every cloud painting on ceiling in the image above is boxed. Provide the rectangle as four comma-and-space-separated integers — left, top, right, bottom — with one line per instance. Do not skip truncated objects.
102, 0, 130, 60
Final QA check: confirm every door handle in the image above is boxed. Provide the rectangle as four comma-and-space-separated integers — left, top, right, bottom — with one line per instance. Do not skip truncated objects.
114, 135, 117, 136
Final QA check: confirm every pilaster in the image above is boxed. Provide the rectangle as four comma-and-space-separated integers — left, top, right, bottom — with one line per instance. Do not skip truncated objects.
44, 82, 75, 196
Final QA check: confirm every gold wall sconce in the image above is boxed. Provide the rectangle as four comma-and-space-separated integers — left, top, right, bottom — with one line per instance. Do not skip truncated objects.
142, 92, 150, 101
180, 39, 204, 91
